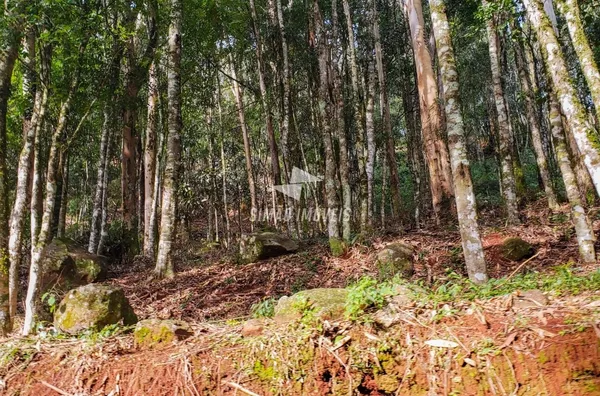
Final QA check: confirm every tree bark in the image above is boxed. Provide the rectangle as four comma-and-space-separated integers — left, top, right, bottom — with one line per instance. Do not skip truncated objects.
514, 39, 559, 210
249, 0, 282, 189
121, 3, 158, 255
365, 60, 376, 227
523, 0, 600, 197
0, 11, 20, 334
549, 91, 596, 262
373, 0, 402, 219
555, 0, 600, 114
483, 0, 520, 225
430, 0, 487, 283
8, 41, 50, 325
155, 0, 182, 278
313, 0, 342, 254
143, 61, 159, 256
404, 0, 454, 221
23, 70, 79, 335
230, 59, 257, 229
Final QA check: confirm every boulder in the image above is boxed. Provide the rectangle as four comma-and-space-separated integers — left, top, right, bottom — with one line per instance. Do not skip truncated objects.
239, 232, 299, 263
500, 237, 533, 261
41, 239, 107, 291
274, 288, 348, 322
241, 319, 265, 337
373, 284, 417, 328
375, 242, 415, 280
134, 319, 193, 348
54, 284, 137, 334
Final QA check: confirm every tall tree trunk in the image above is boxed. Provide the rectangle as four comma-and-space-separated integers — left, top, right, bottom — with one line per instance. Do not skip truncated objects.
23, 72, 79, 335
121, 4, 157, 256
89, 44, 121, 253
8, 42, 50, 324
143, 61, 159, 256
342, 0, 368, 232
155, 0, 182, 278
313, 0, 343, 255
523, 0, 600, 197
57, 153, 69, 238
514, 39, 558, 210
483, 0, 520, 225
331, 0, 352, 241
230, 59, 257, 229
373, 0, 402, 219
555, 0, 600, 113
404, 0, 454, 221
0, 11, 20, 334
249, 0, 282, 189
549, 91, 596, 262
430, 0, 487, 283
365, 60, 376, 227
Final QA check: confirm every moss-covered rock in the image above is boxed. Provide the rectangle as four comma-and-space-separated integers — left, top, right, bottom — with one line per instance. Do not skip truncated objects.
274, 288, 348, 322
41, 239, 107, 289
500, 237, 533, 261
375, 242, 415, 280
239, 232, 299, 263
54, 284, 137, 334
134, 319, 193, 348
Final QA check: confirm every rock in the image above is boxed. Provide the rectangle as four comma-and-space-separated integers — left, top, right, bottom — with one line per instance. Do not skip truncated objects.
241, 319, 264, 337
274, 288, 348, 322
500, 237, 533, 261
375, 242, 415, 280
375, 374, 400, 394
512, 289, 549, 309
54, 284, 137, 334
239, 232, 299, 263
134, 319, 193, 348
41, 239, 107, 291
373, 285, 416, 328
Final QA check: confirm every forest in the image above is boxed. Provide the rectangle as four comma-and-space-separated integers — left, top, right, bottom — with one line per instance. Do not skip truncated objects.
1, 0, 600, 394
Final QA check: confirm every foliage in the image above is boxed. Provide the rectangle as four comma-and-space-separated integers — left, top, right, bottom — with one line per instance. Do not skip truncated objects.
345, 276, 395, 320
251, 298, 276, 319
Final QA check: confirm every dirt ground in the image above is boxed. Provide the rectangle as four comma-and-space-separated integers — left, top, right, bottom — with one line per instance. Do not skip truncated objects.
1, 201, 600, 395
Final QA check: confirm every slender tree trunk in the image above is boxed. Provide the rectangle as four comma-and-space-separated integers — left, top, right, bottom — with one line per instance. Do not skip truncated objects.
313, 0, 342, 255
23, 72, 79, 335
276, 0, 291, 178
249, 0, 282, 189
143, 61, 159, 256
365, 60, 376, 227
404, 0, 454, 221
8, 43, 50, 324
555, 0, 600, 113
523, 0, 600, 197
230, 59, 257, 229
0, 14, 20, 334
155, 0, 182, 278
57, 153, 69, 238
549, 91, 596, 262
373, 0, 402, 219
121, 5, 157, 256
483, 0, 520, 225
515, 40, 558, 210
430, 0, 487, 283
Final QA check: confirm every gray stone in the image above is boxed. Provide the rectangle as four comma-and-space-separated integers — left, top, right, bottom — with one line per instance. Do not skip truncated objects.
134, 319, 193, 348
274, 288, 348, 322
54, 284, 137, 334
375, 242, 415, 280
239, 232, 299, 263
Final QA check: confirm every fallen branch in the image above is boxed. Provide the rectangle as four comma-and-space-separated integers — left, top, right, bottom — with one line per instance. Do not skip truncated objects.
222, 381, 262, 396
40, 381, 72, 396
495, 252, 541, 289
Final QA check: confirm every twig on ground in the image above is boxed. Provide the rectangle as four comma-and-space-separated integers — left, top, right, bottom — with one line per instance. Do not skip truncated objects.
222, 380, 262, 396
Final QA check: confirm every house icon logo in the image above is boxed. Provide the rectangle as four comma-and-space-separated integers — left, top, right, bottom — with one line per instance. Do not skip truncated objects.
273, 167, 323, 201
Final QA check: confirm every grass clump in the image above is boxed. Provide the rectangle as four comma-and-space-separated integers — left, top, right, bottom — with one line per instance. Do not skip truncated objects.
345, 276, 395, 320
251, 298, 276, 318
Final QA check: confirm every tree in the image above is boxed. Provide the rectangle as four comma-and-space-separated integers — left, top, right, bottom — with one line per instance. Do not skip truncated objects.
482, 0, 520, 225
430, 0, 487, 283
0, 1, 20, 334
522, 0, 600, 197
155, 0, 182, 278
404, 0, 454, 221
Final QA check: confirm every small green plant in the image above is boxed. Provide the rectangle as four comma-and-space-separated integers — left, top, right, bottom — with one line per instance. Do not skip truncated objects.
251, 298, 276, 318
41, 291, 58, 314
345, 276, 394, 320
